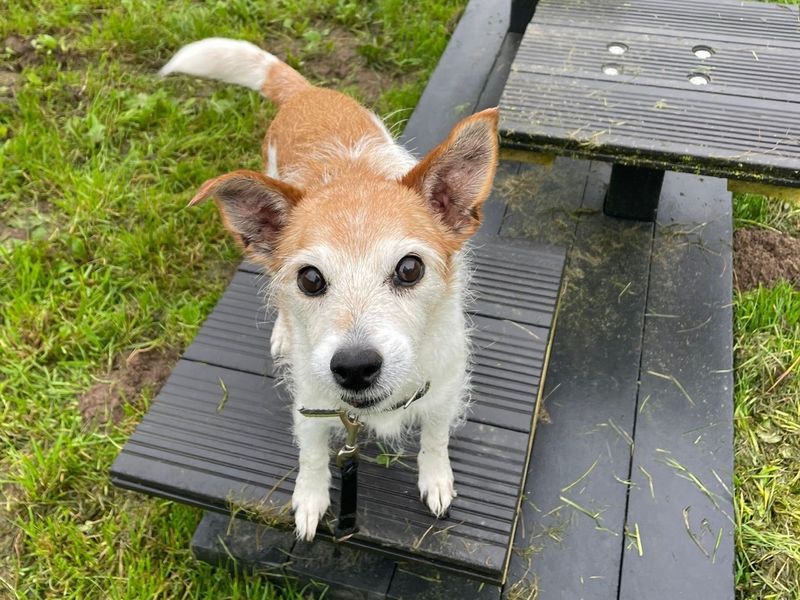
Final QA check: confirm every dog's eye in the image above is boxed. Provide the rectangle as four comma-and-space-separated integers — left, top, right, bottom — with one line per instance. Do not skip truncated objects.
393, 255, 424, 287
297, 266, 327, 296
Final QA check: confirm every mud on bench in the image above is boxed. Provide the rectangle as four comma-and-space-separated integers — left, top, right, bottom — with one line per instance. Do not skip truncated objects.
502, 0, 800, 220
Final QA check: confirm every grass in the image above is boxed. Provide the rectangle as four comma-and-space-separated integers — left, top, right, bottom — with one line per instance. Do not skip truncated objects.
0, 1, 464, 597
731, 110, 800, 597
733, 281, 800, 598
680, 5, 798, 596
2, 1, 799, 598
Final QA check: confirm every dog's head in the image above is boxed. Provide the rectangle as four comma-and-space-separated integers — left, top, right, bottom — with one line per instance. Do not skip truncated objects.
191, 108, 499, 410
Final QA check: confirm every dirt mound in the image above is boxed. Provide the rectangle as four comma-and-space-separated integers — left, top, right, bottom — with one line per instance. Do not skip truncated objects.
734, 228, 800, 292
79, 347, 178, 425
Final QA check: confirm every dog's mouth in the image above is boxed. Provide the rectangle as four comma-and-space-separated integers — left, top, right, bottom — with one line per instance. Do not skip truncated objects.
340, 390, 391, 410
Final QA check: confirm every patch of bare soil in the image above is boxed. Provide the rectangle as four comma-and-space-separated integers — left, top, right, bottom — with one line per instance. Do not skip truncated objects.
0, 70, 20, 96
0, 224, 26, 244
734, 228, 800, 292
285, 27, 408, 105
3, 34, 83, 72
0, 483, 23, 592
79, 347, 179, 425
1, 201, 56, 247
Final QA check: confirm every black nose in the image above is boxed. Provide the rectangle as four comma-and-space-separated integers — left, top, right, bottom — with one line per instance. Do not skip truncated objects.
330, 347, 383, 391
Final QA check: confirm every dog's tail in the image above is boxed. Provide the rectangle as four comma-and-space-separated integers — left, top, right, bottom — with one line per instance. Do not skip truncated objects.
159, 38, 311, 105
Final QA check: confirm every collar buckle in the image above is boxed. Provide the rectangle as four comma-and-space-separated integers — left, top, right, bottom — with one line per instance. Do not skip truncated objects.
400, 381, 430, 410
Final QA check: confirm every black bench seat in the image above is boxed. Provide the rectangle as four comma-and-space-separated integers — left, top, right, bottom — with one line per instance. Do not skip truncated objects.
500, 0, 800, 220
111, 238, 566, 588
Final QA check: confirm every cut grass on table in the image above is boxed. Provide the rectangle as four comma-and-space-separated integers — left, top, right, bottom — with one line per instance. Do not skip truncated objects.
0, 2, 465, 597
2, 1, 799, 599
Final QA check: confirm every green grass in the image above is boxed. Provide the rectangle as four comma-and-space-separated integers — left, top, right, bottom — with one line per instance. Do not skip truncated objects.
734, 193, 800, 236
731, 6, 800, 592
0, 2, 464, 597
733, 251, 800, 599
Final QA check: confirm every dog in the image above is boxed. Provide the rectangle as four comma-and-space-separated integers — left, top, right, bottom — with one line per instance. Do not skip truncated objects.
160, 38, 499, 541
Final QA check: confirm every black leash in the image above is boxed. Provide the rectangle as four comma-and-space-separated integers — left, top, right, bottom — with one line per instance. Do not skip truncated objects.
295, 409, 362, 540
334, 412, 361, 540
298, 382, 429, 541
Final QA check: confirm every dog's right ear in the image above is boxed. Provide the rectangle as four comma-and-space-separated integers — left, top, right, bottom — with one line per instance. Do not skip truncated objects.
190, 169, 302, 256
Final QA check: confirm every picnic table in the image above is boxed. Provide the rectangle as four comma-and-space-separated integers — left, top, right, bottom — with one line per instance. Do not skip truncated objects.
501, 0, 800, 220
105, 0, 791, 596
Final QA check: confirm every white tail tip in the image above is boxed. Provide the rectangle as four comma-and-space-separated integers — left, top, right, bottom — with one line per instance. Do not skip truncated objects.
159, 37, 276, 91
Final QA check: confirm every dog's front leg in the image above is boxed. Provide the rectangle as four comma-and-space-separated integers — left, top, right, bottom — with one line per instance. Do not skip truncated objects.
417, 408, 458, 518
292, 417, 332, 540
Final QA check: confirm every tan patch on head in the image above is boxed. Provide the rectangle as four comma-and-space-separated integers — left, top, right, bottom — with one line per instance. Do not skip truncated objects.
276, 172, 461, 276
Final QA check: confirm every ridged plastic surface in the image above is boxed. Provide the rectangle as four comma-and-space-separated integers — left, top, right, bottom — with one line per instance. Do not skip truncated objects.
111, 238, 565, 583
499, 0, 800, 185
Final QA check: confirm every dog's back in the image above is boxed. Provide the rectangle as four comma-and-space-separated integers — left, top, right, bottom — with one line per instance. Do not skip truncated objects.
160, 39, 412, 190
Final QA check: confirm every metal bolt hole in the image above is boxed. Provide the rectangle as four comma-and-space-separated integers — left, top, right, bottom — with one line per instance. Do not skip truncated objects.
607, 42, 629, 55
692, 45, 714, 59
688, 72, 711, 85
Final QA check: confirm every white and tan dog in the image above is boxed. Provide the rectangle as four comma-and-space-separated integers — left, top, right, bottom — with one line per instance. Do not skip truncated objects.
161, 38, 499, 541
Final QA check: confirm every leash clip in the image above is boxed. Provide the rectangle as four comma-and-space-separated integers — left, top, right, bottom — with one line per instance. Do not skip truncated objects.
296, 408, 363, 463
336, 412, 363, 466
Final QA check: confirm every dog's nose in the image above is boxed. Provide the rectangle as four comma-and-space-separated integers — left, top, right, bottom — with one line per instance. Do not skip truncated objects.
330, 347, 383, 391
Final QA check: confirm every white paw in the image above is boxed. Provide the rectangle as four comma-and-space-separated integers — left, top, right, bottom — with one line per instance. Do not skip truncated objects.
417, 458, 456, 518
292, 482, 330, 541
270, 313, 291, 359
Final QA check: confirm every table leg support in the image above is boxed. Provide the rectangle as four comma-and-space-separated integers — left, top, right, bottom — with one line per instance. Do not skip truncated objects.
604, 164, 664, 221
510, 0, 540, 33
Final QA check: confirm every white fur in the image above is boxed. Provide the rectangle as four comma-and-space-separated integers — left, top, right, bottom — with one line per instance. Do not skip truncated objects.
159, 38, 276, 91
270, 310, 291, 358
266, 142, 279, 179
273, 238, 471, 540
279, 134, 417, 187
369, 111, 395, 144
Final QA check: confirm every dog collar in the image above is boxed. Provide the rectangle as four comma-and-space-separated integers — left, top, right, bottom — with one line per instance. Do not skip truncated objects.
385, 381, 430, 412
298, 381, 431, 419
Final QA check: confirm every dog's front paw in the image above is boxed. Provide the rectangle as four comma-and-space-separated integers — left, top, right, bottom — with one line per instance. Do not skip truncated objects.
418, 457, 456, 518
270, 313, 291, 359
292, 482, 330, 541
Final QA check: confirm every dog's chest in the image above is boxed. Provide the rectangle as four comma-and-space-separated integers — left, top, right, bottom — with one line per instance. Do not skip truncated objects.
362, 407, 418, 439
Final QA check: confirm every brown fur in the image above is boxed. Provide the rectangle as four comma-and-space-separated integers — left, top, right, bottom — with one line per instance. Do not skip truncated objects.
192, 56, 499, 277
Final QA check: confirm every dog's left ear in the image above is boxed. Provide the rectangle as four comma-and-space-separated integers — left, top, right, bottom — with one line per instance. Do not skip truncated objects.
401, 107, 499, 239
